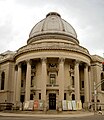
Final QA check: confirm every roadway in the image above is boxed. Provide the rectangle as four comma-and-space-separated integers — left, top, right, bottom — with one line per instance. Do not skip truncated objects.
0, 115, 104, 120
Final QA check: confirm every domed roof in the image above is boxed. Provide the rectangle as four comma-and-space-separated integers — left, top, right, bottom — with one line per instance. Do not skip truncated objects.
28, 12, 78, 44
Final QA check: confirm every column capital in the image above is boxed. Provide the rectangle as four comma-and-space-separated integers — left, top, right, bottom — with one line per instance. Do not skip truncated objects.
74, 60, 80, 66
26, 59, 32, 65
58, 57, 65, 63
41, 57, 47, 63
84, 63, 89, 68
84, 63, 89, 67
18, 62, 22, 68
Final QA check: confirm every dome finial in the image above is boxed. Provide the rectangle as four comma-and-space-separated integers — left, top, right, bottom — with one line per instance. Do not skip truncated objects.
46, 12, 61, 17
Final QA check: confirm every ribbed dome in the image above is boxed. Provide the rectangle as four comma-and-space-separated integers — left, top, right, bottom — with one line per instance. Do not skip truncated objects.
28, 12, 78, 44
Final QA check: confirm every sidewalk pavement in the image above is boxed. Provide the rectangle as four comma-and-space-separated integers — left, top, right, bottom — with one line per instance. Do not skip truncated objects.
0, 110, 96, 117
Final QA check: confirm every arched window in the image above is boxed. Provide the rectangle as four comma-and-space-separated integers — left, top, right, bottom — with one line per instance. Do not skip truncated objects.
101, 72, 104, 91
1, 72, 5, 90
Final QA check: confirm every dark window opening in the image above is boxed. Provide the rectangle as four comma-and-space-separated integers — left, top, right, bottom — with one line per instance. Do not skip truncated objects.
82, 81, 84, 88
101, 73, 104, 91
64, 93, 66, 100
80, 96, 84, 107
72, 76, 74, 88
30, 94, 33, 100
21, 80, 23, 87
102, 64, 104, 71
1, 72, 5, 90
72, 94, 75, 100
20, 95, 24, 103
39, 93, 41, 100
31, 76, 34, 87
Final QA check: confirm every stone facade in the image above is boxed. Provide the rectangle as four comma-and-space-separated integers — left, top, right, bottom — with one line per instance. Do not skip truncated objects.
0, 12, 104, 110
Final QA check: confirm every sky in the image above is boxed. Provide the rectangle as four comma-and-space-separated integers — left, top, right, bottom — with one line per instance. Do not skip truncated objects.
0, 0, 104, 57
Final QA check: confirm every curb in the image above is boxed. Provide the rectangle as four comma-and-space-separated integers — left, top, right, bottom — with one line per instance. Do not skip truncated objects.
0, 112, 94, 117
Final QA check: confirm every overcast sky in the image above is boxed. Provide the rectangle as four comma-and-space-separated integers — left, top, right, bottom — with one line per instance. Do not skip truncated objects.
0, 0, 104, 57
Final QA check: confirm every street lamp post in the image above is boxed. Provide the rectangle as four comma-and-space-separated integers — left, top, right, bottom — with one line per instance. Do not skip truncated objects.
94, 79, 104, 112
94, 82, 97, 112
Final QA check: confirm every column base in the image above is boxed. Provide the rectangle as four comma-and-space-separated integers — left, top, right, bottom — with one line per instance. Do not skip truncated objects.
83, 102, 90, 110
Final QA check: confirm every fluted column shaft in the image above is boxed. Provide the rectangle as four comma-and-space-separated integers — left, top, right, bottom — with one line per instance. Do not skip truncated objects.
84, 64, 89, 102
16, 63, 22, 104
74, 61, 80, 101
58, 58, 65, 101
25, 60, 31, 102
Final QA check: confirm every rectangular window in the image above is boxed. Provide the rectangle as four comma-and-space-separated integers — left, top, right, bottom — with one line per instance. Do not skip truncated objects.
50, 74, 56, 85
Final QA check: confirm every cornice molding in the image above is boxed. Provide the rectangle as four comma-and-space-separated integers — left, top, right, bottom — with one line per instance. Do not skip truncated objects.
15, 42, 91, 59
27, 32, 79, 45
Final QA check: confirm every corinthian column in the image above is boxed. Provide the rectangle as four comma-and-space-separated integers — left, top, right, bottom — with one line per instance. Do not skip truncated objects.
25, 59, 31, 102
58, 58, 65, 101
74, 60, 80, 101
16, 63, 22, 104
84, 64, 89, 103
41, 58, 47, 102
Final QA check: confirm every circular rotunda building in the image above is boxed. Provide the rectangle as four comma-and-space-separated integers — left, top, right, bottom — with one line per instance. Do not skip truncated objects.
0, 12, 104, 111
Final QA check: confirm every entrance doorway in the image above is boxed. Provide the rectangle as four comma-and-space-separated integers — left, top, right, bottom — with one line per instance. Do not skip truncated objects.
49, 93, 56, 110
